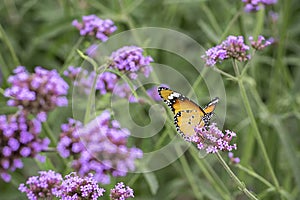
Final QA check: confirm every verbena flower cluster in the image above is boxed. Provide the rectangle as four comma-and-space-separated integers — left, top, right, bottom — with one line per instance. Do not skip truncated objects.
64, 65, 159, 102
19, 170, 134, 200
57, 118, 85, 158
86, 44, 99, 58
64, 66, 118, 95
18, 170, 62, 200
249, 35, 274, 50
242, 0, 277, 12
72, 14, 117, 41
113, 83, 138, 103
63, 66, 83, 80
57, 172, 105, 200
110, 182, 134, 200
0, 111, 50, 182
192, 123, 237, 154
202, 35, 250, 67
58, 110, 143, 184
4, 66, 69, 120
109, 46, 153, 80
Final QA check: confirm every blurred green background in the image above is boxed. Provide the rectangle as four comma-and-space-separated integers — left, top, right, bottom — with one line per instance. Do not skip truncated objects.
1, 0, 300, 199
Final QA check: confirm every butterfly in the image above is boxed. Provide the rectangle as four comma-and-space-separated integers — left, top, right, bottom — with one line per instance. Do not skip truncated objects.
158, 87, 219, 140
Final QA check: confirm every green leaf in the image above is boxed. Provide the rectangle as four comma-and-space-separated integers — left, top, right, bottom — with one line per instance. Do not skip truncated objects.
143, 172, 159, 195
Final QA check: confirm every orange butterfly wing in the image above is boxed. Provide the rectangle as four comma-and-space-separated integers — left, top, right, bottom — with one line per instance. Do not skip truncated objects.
203, 97, 219, 114
158, 87, 218, 139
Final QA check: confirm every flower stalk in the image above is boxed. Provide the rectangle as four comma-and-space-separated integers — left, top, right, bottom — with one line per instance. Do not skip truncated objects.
215, 152, 259, 200
232, 60, 281, 196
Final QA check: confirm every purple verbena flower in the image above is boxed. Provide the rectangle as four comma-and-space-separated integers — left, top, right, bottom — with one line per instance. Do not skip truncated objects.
64, 66, 146, 103
113, 83, 139, 103
57, 118, 85, 158
201, 45, 227, 66
228, 152, 241, 164
242, 0, 277, 12
249, 35, 274, 50
18, 170, 62, 200
0, 111, 50, 182
202, 35, 250, 67
261, 0, 277, 5
4, 66, 69, 120
110, 182, 134, 200
65, 66, 119, 96
192, 123, 237, 154
86, 44, 99, 58
96, 72, 119, 95
56, 172, 105, 200
63, 66, 83, 80
72, 15, 117, 42
71, 110, 143, 184
109, 46, 153, 79
269, 11, 279, 23
221, 35, 250, 62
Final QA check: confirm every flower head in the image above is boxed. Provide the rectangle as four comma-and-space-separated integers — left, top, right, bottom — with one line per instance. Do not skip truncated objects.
110, 182, 134, 200
202, 35, 250, 67
95, 72, 119, 95
63, 66, 83, 80
0, 111, 50, 182
4, 66, 69, 120
19, 170, 136, 200
109, 46, 153, 79
249, 35, 274, 50
221, 36, 250, 62
192, 123, 237, 154
65, 66, 119, 96
57, 118, 85, 158
18, 170, 62, 200
56, 172, 105, 200
201, 45, 227, 66
72, 15, 117, 41
113, 83, 139, 103
242, 0, 277, 12
70, 110, 143, 184
86, 44, 99, 58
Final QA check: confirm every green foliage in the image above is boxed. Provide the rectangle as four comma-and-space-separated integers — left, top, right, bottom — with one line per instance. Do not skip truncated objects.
1, 0, 300, 199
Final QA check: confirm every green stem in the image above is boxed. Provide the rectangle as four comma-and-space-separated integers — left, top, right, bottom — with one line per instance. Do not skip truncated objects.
106, 68, 139, 100
219, 10, 243, 42
178, 150, 203, 199
236, 164, 274, 188
0, 24, 20, 68
83, 69, 98, 125
60, 37, 84, 75
76, 50, 99, 71
215, 152, 259, 200
42, 122, 57, 145
0, 87, 4, 96
42, 121, 69, 167
76, 49, 106, 124
190, 149, 232, 200
128, 174, 140, 186
232, 60, 281, 194
213, 67, 238, 81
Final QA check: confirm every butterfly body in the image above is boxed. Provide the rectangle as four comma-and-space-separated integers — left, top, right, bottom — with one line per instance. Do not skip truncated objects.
158, 87, 218, 140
